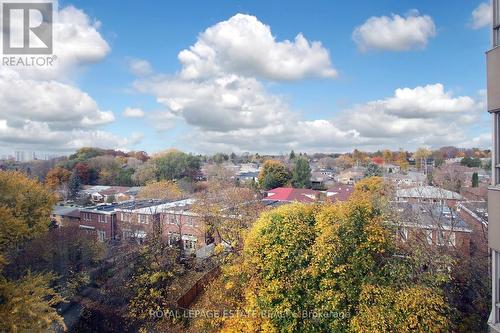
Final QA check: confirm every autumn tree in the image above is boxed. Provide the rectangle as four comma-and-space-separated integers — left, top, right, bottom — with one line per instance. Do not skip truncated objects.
193, 183, 449, 332
258, 160, 291, 190
45, 167, 71, 191
334, 154, 354, 170
382, 149, 393, 164
137, 180, 183, 201
291, 157, 311, 188
0, 171, 64, 331
193, 180, 263, 251
415, 147, 432, 171
396, 150, 409, 172
0, 171, 57, 252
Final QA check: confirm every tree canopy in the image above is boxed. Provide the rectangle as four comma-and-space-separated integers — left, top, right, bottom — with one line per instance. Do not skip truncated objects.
291, 157, 311, 188
258, 160, 291, 190
193, 181, 449, 332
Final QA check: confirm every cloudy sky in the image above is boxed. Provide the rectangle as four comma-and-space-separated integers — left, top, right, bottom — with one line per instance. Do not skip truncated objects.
0, 0, 493, 155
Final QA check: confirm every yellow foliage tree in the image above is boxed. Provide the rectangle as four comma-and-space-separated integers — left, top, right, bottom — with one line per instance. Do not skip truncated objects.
193, 194, 450, 332
45, 167, 71, 191
137, 180, 183, 201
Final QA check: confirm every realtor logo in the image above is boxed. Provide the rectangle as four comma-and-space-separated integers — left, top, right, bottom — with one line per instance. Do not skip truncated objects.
2, 2, 53, 54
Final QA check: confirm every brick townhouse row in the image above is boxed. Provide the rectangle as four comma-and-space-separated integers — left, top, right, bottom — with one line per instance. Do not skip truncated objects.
54, 199, 210, 253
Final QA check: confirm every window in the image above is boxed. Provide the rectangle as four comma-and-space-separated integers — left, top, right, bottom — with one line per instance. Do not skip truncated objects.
98, 214, 106, 223
168, 232, 180, 246
82, 212, 91, 221
97, 230, 106, 242
139, 214, 148, 224
397, 227, 408, 242
436, 230, 455, 246
425, 229, 433, 245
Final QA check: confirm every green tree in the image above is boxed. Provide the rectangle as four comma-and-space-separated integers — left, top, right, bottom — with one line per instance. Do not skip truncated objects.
67, 171, 82, 200
291, 157, 311, 188
289, 150, 296, 160
258, 160, 291, 190
364, 163, 382, 178
153, 150, 201, 181
472, 172, 479, 187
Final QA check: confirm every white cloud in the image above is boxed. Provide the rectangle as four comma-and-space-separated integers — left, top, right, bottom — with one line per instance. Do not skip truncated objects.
0, 120, 141, 152
128, 58, 153, 76
0, 74, 114, 128
2, 6, 111, 81
123, 107, 145, 118
178, 13, 337, 81
133, 14, 484, 153
470, 2, 492, 29
0, 6, 139, 154
353, 10, 436, 52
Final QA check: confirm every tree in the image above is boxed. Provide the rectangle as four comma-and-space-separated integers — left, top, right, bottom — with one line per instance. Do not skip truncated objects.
195, 197, 449, 332
45, 167, 71, 191
382, 149, 393, 164
472, 172, 479, 187
289, 150, 296, 160
396, 150, 409, 172
132, 161, 156, 185
334, 154, 354, 170
258, 160, 290, 190
0, 171, 56, 253
153, 150, 201, 181
460, 157, 482, 168
433, 164, 467, 193
193, 180, 263, 250
0, 271, 65, 332
0, 171, 64, 331
68, 171, 82, 200
74, 162, 90, 184
415, 147, 432, 171
291, 157, 311, 188
364, 163, 382, 178
137, 180, 183, 201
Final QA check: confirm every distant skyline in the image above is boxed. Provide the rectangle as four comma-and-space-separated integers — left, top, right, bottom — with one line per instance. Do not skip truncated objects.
0, 0, 493, 155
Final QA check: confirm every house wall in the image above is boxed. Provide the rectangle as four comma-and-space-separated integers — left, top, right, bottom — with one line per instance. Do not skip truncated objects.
79, 211, 116, 241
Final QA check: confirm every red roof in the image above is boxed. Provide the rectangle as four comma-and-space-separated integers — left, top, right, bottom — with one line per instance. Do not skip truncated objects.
265, 187, 319, 203
326, 184, 354, 202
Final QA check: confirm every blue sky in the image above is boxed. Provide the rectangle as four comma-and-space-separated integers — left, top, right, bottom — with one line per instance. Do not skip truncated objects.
0, 0, 493, 155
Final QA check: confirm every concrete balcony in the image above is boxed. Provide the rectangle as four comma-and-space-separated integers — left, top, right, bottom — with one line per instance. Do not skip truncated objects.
489, 186, 500, 252
488, 46, 500, 113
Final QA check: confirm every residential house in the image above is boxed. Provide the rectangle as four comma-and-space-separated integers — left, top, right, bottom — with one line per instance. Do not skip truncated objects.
263, 187, 320, 204
393, 203, 472, 254
51, 205, 81, 227
325, 184, 354, 203
396, 186, 462, 206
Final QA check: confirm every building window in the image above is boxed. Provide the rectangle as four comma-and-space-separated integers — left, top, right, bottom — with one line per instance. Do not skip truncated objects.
97, 230, 106, 242
98, 214, 106, 223
139, 214, 148, 224
425, 229, 433, 245
168, 232, 181, 246
397, 227, 408, 242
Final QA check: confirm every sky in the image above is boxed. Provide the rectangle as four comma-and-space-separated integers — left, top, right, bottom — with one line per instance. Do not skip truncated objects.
0, 0, 494, 155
